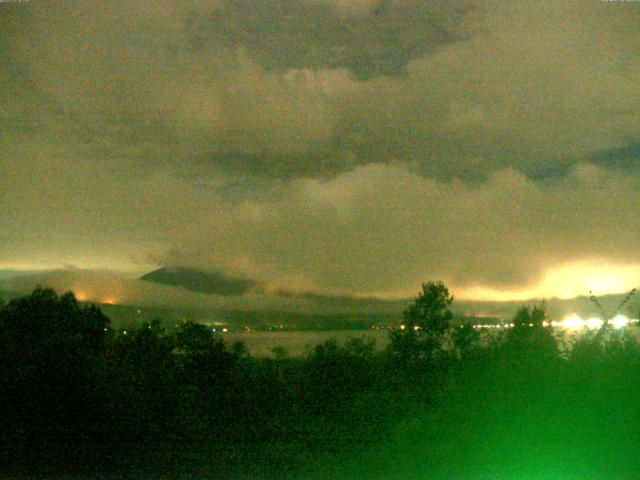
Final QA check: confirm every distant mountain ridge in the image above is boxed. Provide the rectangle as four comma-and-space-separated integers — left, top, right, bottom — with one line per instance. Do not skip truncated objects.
139, 267, 639, 320
0, 269, 47, 279
139, 267, 258, 296
1, 267, 637, 322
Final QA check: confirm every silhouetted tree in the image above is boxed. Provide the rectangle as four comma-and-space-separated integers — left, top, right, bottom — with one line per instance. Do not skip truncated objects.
271, 345, 289, 360
0, 288, 111, 469
451, 321, 481, 360
512, 305, 532, 330
389, 281, 453, 363
505, 303, 558, 361
100, 319, 178, 459
510, 304, 547, 331
303, 337, 376, 411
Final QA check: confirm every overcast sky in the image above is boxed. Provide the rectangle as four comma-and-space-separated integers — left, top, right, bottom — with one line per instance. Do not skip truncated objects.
1, 0, 639, 301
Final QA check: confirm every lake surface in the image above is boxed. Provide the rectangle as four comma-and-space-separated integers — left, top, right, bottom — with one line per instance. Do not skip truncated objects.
222, 324, 640, 357
222, 329, 391, 357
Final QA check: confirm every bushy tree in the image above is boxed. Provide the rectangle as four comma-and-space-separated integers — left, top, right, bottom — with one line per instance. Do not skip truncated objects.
512, 303, 546, 331
0, 288, 111, 468
102, 319, 178, 452
505, 303, 558, 362
303, 337, 376, 411
405, 281, 454, 335
389, 281, 454, 363
451, 321, 481, 360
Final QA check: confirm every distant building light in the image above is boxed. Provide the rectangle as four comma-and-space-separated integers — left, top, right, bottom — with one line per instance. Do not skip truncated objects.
560, 314, 583, 330
586, 317, 603, 330
611, 315, 630, 330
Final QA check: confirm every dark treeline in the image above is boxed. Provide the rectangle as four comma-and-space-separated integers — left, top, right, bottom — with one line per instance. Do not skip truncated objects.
1, 284, 640, 479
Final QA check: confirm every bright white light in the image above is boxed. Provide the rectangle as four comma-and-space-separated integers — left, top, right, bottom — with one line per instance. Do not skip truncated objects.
586, 317, 603, 330
560, 314, 584, 330
456, 261, 640, 301
611, 315, 630, 330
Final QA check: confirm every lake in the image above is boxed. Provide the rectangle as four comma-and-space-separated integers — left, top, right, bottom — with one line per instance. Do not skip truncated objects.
222, 329, 391, 357
222, 324, 640, 357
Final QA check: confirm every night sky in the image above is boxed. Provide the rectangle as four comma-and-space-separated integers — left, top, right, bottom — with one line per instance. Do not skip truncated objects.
1, 0, 639, 302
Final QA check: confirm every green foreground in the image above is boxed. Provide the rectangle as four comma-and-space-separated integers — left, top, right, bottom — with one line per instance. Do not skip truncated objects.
1, 285, 639, 479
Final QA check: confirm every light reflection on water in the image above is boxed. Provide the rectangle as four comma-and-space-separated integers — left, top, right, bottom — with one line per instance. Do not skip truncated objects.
222, 324, 640, 357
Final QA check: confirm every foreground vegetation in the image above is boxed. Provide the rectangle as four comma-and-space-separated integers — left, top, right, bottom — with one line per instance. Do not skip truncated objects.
1, 285, 640, 479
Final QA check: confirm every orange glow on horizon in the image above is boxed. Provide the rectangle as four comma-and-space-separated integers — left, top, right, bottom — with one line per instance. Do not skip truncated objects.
74, 291, 87, 301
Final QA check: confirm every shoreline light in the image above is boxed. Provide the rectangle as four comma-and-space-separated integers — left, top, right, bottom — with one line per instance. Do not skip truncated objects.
557, 314, 634, 330
560, 314, 583, 330
586, 317, 604, 330
611, 314, 630, 330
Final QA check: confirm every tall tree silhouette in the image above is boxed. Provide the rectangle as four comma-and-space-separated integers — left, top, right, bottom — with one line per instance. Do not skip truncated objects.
0, 288, 111, 468
390, 281, 454, 363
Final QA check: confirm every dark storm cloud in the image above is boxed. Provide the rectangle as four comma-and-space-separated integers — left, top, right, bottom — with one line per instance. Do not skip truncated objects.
190, 0, 470, 79
590, 141, 640, 172
1, 0, 476, 179
140, 267, 259, 296
6, 0, 639, 180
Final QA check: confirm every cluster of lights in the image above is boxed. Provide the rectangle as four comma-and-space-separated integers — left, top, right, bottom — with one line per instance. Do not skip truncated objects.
398, 325, 422, 331
554, 314, 635, 330
472, 323, 514, 329
467, 314, 637, 330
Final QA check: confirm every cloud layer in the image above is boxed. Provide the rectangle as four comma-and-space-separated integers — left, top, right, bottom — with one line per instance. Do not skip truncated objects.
161, 162, 640, 297
1, 0, 639, 299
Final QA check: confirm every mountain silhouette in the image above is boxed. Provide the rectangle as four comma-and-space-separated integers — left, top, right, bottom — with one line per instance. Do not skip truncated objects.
139, 267, 257, 296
